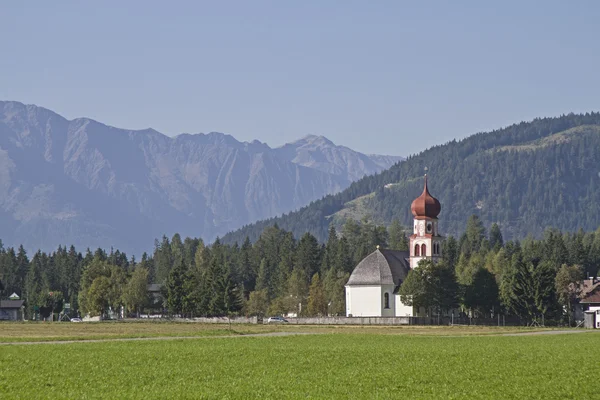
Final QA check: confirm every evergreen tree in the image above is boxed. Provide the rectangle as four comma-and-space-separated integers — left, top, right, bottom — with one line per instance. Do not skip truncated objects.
321, 226, 339, 271
154, 235, 173, 284
296, 233, 321, 278
335, 237, 354, 274
442, 236, 459, 269
388, 218, 406, 250
166, 259, 187, 315
489, 223, 504, 251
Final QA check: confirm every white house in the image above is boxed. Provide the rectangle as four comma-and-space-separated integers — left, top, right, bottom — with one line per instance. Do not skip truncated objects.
345, 174, 442, 317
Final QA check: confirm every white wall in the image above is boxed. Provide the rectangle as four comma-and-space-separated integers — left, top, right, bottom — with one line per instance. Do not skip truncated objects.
381, 284, 395, 317
346, 285, 382, 317
394, 294, 414, 316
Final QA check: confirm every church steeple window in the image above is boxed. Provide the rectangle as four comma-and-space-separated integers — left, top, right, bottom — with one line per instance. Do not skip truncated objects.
421, 243, 426, 257
384, 293, 390, 309
414, 244, 420, 257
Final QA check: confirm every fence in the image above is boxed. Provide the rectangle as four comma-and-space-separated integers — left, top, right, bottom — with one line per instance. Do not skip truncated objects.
130, 315, 526, 326
283, 316, 525, 326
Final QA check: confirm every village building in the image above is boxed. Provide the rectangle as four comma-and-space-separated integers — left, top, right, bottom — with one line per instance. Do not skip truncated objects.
0, 300, 25, 321
345, 174, 442, 317
577, 277, 600, 328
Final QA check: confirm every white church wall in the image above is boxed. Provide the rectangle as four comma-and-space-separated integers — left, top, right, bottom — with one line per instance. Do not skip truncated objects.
394, 294, 414, 317
381, 284, 395, 317
346, 285, 382, 317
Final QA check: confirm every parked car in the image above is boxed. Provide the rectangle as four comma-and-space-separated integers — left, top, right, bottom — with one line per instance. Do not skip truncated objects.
267, 316, 288, 323
70, 318, 82, 322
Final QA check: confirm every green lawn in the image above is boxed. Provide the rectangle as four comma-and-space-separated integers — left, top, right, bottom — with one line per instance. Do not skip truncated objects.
0, 331, 597, 399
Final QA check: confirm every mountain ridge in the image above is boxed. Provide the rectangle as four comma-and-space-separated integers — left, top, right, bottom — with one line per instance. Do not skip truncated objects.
0, 100, 402, 255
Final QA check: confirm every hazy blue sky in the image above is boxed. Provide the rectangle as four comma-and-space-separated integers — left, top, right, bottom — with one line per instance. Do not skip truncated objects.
1, 1, 599, 155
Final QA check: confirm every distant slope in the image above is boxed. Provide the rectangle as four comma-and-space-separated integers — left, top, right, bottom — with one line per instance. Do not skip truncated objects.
273, 135, 403, 182
222, 113, 600, 244
0, 101, 401, 254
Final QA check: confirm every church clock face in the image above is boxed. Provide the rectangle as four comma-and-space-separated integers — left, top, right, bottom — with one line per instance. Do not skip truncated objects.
418, 220, 425, 236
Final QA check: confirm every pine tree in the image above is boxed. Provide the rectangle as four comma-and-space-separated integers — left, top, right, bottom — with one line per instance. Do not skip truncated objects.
335, 237, 353, 274
255, 259, 269, 293
442, 236, 458, 269
166, 259, 187, 316
296, 233, 321, 278
388, 219, 404, 250
321, 226, 339, 272
489, 223, 504, 251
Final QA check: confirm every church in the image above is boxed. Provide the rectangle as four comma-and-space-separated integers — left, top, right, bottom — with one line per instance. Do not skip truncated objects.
345, 174, 442, 317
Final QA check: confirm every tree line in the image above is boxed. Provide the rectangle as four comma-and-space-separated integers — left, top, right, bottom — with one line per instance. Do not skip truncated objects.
400, 216, 598, 325
0, 215, 597, 323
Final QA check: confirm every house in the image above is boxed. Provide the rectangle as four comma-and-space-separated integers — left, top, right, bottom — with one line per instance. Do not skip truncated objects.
146, 283, 165, 315
0, 300, 25, 321
345, 174, 443, 317
578, 277, 600, 328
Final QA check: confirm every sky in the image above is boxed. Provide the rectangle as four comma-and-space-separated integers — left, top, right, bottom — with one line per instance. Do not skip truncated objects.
1, 1, 600, 156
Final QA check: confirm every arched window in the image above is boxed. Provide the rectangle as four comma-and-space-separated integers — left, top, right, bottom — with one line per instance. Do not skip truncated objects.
414, 244, 420, 257
421, 243, 427, 257
384, 293, 390, 309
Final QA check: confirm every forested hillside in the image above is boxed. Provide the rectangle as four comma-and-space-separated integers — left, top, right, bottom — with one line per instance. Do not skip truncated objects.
223, 113, 600, 244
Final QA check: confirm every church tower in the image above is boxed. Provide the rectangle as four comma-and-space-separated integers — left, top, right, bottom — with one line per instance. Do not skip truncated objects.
409, 174, 442, 269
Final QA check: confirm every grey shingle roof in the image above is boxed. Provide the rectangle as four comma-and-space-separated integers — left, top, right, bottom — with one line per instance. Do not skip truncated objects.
346, 249, 410, 286
147, 284, 163, 292
0, 300, 24, 309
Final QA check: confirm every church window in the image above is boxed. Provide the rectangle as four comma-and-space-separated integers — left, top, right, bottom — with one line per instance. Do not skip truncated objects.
426, 222, 432, 233
384, 293, 390, 309
414, 244, 420, 257
421, 243, 426, 256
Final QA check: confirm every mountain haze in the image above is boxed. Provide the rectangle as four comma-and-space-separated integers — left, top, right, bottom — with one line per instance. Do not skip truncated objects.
223, 113, 600, 244
0, 101, 401, 255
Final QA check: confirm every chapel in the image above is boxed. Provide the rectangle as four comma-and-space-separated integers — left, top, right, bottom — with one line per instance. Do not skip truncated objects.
345, 174, 442, 317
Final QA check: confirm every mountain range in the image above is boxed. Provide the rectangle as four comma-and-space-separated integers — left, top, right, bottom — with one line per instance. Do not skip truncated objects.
223, 112, 600, 245
0, 101, 402, 255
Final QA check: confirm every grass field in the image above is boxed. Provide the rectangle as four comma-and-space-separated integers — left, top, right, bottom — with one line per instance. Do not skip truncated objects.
0, 323, 597, 399
0, 321, 551, 342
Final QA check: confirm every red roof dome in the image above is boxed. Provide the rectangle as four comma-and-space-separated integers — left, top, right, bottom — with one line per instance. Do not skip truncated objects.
410, 175, 441, 218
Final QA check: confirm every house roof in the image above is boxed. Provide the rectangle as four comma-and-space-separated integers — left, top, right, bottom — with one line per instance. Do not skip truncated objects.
147, 284, 163, 292
346, 248, 410, 286
0, 300, 24, 309
580, 278, 600, 304
579, 278, 600, 304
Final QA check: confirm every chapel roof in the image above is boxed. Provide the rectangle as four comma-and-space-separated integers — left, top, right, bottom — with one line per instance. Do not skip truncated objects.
346, 248, 410, 286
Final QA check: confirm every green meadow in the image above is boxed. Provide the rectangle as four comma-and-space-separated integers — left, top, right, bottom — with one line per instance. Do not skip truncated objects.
0, 328, 597, 399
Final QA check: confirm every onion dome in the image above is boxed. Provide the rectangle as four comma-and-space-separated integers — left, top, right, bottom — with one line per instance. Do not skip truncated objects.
410, 174, 441, 218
